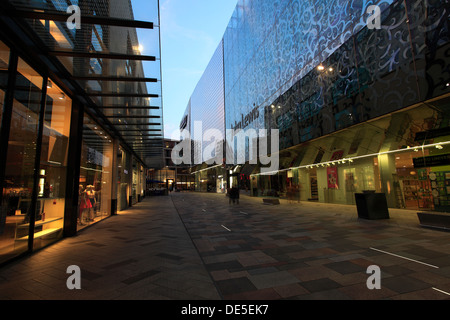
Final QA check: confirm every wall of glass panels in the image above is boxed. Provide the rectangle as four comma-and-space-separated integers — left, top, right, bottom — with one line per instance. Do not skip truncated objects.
1, 57, 43, 262
117, 146, 130, 211
0, 50, 72, 263
223, 0, 450, 153
250, 97, 450, 210
131, 158, 144, 204
34, 80, 72, 251
9, 0, 164, 169
78, 114, 113, 230
0, 41, 8, 128
190, 41, 225, 165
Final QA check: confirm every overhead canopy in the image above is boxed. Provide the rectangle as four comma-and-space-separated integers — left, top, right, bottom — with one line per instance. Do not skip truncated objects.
0, 0, 164, 168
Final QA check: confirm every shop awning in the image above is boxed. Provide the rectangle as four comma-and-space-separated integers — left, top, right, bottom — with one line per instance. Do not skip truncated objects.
0, 0, 164, 169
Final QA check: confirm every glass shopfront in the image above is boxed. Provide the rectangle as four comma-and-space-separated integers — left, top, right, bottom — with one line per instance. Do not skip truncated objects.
0, 52, 71, 263
251, 100, 450, 213
78, 114, 113, 230
0, 41, 8, 127
132, 158, 138, 204
33, 79, 71, 250
117, 146, 129, 211
0, 0, 162, 266
131, 159, 145, 204
0, 50, 35, 263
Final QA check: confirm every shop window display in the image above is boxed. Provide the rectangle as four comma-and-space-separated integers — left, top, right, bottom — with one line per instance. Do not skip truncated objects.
32, 80, 71, 251
78, 115, 112, 230
132, 159, 138, 204
117, 147, 129, 212
1, 58, 43, 262
0, 41, 8, 128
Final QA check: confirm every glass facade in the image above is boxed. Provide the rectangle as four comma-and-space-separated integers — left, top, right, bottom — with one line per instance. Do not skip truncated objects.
251, 100, 450, 212
78, 114, 113, 230
1, 57, 43, 261
252, 0, 450, 211
181, 0, 450, 213
190, 41, 225, 166
224, 0, 448, 144
0, 55, 72, 263
0, 0, 162, 265
34, 79, 71, 250
6, 0, 164, 168
0, 41, 8, 127
131, 158, 145, 204
117, 146, 130, 211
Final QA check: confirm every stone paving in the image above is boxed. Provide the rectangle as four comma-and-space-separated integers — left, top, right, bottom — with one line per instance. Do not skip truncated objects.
0, 195, 220, 300
0, 191, 449, 300
172, 192, 450, 300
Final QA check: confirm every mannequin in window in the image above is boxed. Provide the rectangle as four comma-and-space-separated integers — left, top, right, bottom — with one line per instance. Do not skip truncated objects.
43, 181, 50, 198
86, 185, 96, 221
78, 185, 91, 225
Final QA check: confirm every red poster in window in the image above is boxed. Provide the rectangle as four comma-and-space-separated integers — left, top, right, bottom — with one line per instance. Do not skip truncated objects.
330, 150, 344, 161
327, 166, 339, 189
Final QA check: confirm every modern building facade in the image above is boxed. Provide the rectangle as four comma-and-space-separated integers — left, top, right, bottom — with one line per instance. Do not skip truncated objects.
180, 0, 450, 213
147, 138, 195, 192
178, 41, 227, 193
0, 0, 163, 265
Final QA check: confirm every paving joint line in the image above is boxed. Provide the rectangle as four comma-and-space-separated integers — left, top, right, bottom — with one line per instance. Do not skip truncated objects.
432, 287, 450, 296
369, 247, 439, 269
221, 225, 231, 232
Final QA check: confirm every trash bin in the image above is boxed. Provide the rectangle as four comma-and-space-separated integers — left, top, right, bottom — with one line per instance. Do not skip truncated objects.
355, 192, 390, 220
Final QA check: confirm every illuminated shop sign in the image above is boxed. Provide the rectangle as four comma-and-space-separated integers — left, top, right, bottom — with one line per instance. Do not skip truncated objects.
413, 154, 450, 168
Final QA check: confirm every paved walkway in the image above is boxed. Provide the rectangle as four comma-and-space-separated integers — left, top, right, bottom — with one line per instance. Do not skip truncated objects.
0, 195, 220, 300
0, 192, 450, 300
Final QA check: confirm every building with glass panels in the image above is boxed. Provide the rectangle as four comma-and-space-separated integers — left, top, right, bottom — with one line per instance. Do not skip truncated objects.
0, 0, 163, 265
178, 41, 227, 193
181, 0, 450, 213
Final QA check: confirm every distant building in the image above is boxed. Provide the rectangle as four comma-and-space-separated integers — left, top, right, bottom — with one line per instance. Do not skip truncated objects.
147, 139, 195, 191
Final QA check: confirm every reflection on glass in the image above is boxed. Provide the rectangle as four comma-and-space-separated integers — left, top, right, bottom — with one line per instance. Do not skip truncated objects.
132, 158, 138, 204
78, 115, 113, 230
0, 41, 9, 130
117, 147, 129, 211
1, 58, 42, 263
0, 41, 10, 263
32, 80, 72, 251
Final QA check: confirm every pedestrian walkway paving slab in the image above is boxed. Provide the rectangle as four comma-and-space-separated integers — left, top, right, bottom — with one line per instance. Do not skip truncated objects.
171, 192, 450, 300
1, 191, 450, 302
0, 196, 221, 300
